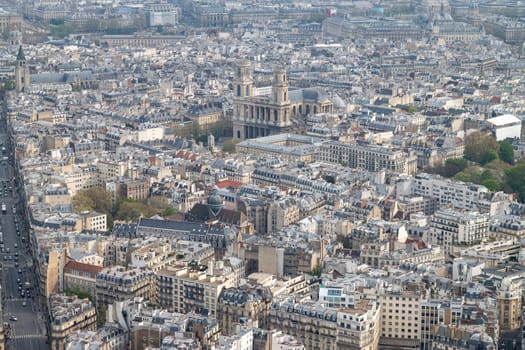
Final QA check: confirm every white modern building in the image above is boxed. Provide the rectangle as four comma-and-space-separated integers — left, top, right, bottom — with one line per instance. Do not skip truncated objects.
145, 4, 180, 27
429, 209, 489, 259
400, 173, 489, 211
486, 114, 521, 141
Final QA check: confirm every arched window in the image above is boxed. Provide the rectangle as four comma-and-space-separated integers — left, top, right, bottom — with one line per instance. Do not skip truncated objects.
237, 85, 241, 97
245, 85, 250, 96
274, 110, 278, 121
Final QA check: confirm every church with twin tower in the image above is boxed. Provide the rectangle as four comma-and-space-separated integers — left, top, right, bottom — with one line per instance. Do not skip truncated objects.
232, 60, 333, 140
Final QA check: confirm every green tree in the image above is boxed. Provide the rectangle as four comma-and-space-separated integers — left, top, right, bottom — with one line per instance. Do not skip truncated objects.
97, 304, 107, 327
3, 79, 15, 90
505, 163, 525, 202
194, 134, 208, 145
499, 141, 514, 165
311, 265, 322, 277
399, 105, 418, 113
480, 150, 499, 165
443, 158, 468, 177
455, 171, 472, 183
162, 207, 178, 217
50, 19, 64, 25
49, 23, 75, 38
115, 200, 157, 222
464, 131, 499, 164
72, 189, 114, 230
480, 169, 494, 183
222, 138, 241, 153
64, 287, 93, 302
482, 178, 501, 191
72, 191, 95, 212
150, 196, 169, 209
325, 175, 336, 184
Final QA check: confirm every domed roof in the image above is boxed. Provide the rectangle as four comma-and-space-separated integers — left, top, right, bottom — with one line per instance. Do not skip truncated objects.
333, 94, 346, 109
208, 194, 223, 206
207, 191, 223, 217
470, 333, 493, 345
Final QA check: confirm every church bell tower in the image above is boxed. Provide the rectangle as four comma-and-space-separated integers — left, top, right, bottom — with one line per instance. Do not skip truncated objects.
15, 46, 30, 92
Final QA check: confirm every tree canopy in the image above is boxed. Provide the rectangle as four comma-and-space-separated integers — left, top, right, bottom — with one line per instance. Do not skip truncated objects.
73, 188, 178, 228
72, 188, 112, 213
222, 138, 241, 153
464, 131, 499, 164
505, 163, 525, 202
499, 140, 514, 165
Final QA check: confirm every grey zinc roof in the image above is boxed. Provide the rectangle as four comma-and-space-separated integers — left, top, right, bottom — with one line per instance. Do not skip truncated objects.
289, 88, 330, 103
31, 73, 65, 84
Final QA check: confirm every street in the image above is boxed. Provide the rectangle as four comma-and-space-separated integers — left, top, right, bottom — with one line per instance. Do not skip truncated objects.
0, 107, 49, 349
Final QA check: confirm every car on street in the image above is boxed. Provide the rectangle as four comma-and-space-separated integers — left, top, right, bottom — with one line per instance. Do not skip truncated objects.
9, 316, 17, 321
22, 301, 26, 307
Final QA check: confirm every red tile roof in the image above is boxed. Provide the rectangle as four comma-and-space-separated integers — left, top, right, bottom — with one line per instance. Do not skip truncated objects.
216, 180, 243, 189
64, 260, 103, 277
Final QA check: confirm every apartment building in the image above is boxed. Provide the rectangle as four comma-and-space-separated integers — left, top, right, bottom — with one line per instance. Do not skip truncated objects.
95, 266, 155, 309
268, 299, 338, 350
319, 280, 360, 308
267, 198, 300, 234
80, 211, 107, 232
129, 241, 176, 273
0, 9, 22, 32
405, 173, 488, 211
318, 141, 418, 175
269, 298, 381, 350
378, 289, 423, 350
117, 178, 149, 201
429, 209, 489, 259
63, 260, 103, 302
187, 105, 224, 134
100, 33, 186, 48
217, 285, 273, 335
156, 257, 243, 317
63, 325, 127, 350
49, 294, 97, 350
360, 241, 444, 269
236, 133, 325, 163
497, 277, 522, 331
63, 165, 103, 195
136, 218, 228, 258
421, 300, 448, 349
336, 300, 381, 350
96, 159, 127, 180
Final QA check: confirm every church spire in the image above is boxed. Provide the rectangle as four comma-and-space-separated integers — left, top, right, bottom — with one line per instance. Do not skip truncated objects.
16, 45, 25, 61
